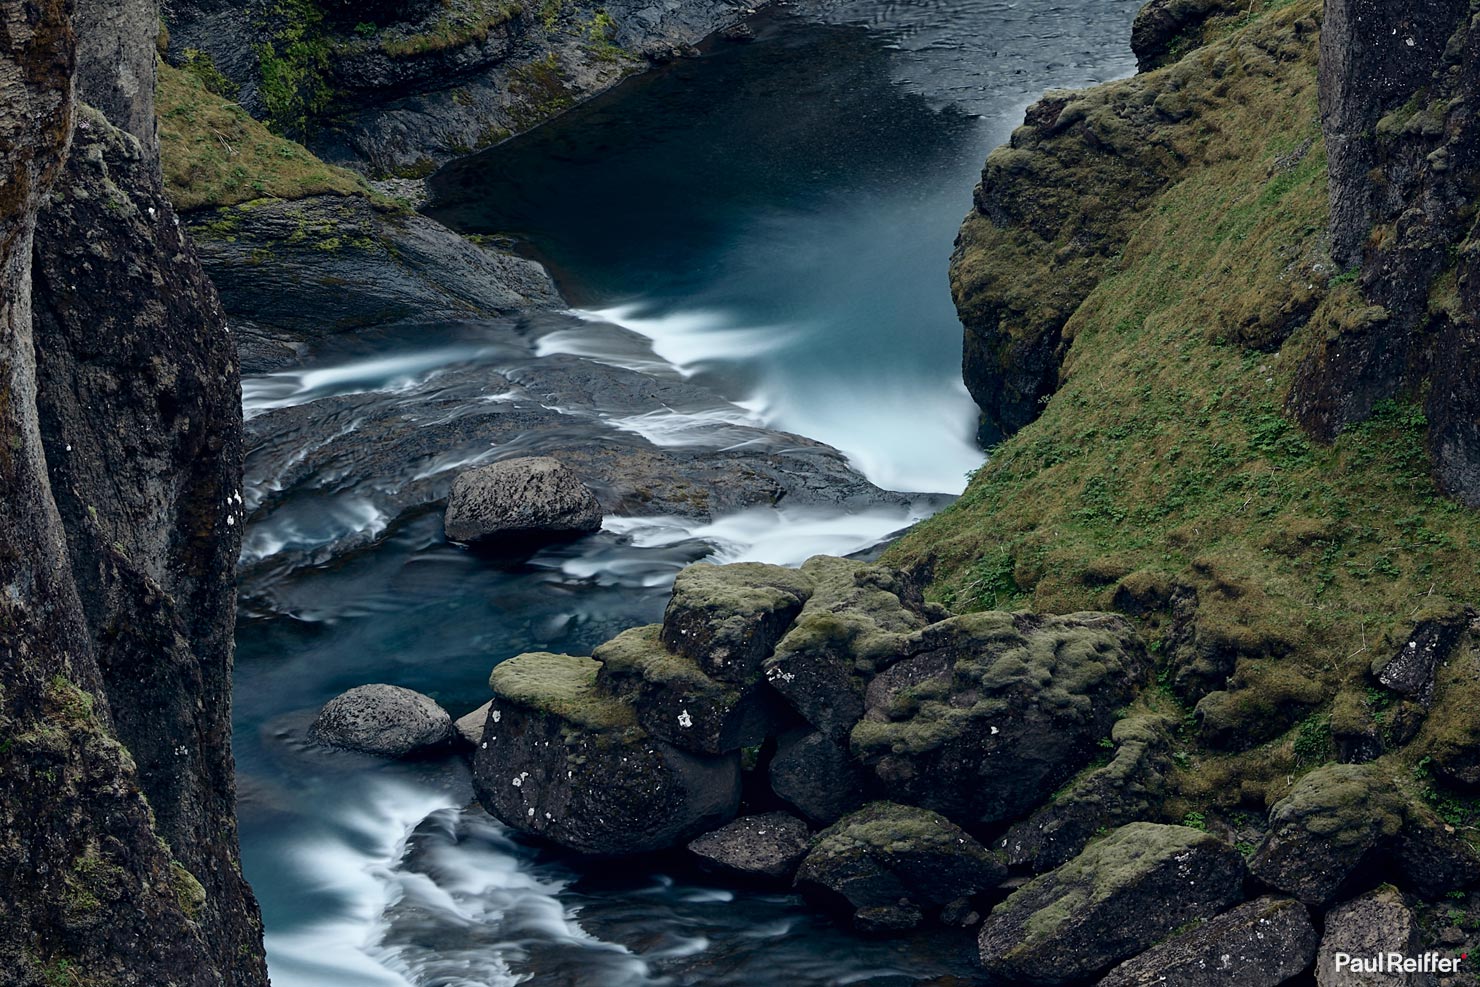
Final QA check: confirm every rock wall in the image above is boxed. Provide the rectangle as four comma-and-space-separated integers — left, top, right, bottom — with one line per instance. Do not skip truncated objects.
0, 0, 268, 982
1289, 0, 1480, 503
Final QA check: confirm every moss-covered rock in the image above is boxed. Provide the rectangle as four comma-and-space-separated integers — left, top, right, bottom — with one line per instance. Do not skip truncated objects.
473, 652, 740, 855
1195, 661, 1325, 751
850, 611, 1147, 827
761, 556, 936, 740
1247, 763, 1405, 906
1097, 896, 1317, 987
794, 802, 1005, 932
593, 624, 782, 755
979, 822, 1246, 985
1000, 714, 1175, 872
660, 561, 814, 685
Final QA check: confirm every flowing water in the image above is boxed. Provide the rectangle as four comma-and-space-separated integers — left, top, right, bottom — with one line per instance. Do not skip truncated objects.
235, 2, 1142, 983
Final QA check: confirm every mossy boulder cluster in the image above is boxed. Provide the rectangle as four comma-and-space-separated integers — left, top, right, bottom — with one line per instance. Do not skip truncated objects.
468, 557, 1480, 980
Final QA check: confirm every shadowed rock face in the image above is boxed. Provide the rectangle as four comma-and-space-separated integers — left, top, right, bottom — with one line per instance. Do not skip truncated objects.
1290, 0, 1480, 503
0, 0, 268, 981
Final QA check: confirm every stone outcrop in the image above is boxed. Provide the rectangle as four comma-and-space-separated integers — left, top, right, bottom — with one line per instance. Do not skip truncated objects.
951, 6, 1320, 443
979, 823, 1246, 985
999, 714, 1174, 872
444, 456, 603, 546
311, 683, 453, 756
163, 0, 763, 176
1315, 886, 1424, 987
1248, 762, 1480, 906
1, 0, 268, 981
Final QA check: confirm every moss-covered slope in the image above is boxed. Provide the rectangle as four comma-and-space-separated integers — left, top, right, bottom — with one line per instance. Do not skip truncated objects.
888, 0, 1480, 821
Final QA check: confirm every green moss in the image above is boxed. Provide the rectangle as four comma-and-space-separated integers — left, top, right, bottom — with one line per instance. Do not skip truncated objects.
506, 53, 577, 130
1005, 822, 1227, 949
179, 47, 239, 98
593, 625, 721, 692
170, 861, 207, 920
256, 0, 331, 136
489, 652, 637, 731
371, 0, 521, 57
157, 62, 369, 211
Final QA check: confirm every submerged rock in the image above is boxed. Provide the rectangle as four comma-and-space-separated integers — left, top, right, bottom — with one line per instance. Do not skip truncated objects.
593, 624, 782, 755
851, 611, 1148, 827
688, 812, 811, 883
1315, 886, 1423, 987
979, 822, 1246, 985
473, 652, 740, 855
310, 684, 453, 757
1097, 896, 1317, 987
444, 456, 603, 546
795, 802, 1005, 932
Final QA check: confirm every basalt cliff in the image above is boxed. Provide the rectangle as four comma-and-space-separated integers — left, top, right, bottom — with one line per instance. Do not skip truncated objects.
0, 0, 266, 983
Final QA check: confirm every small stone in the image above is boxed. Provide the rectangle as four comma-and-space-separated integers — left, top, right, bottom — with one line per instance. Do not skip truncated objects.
687, 812, 810, 883
310, 684, 452, 757
453, 701, 492, 748
444, 456, 601, 546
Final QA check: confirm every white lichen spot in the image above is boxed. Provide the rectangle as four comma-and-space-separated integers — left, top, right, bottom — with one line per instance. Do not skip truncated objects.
527, 807, 535, 818
491, 709, 502, 723
990, 725, 999, 735
677, 709, 693, 728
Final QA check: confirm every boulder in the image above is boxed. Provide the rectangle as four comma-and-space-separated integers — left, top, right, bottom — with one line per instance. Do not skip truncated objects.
687, 812, 811, 883
1247, 763, 1405, 906
769, 728, 868, 825
761, 556, 934, 740
472, 652, 740, 856
795, 802, 1005, 932
979, 822, 1246, 985
1000, 714, 1174, 872
1315, 886, 1423, 986
1373, 610, 1468, 706
444, 456, 602, 545
454, 701, 491, 748
1097, 896, 1317, 987
660, 561, 814, 685
851, 611, 1148, 827
593, 624, 782, 755
310, 683, 453, 757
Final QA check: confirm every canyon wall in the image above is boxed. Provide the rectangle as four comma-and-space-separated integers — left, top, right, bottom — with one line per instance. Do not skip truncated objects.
0, 0, 267, 982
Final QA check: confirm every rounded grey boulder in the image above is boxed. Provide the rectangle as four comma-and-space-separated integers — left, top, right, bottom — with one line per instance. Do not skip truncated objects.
444, 456, 602, 545
310, 684, 453, 757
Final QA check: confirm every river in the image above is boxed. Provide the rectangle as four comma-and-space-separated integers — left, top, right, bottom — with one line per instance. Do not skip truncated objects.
233, 2, 1141, 983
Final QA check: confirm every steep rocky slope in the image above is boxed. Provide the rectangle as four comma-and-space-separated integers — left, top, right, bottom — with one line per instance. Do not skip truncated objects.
894, 0, 1480, 860
0, 0, 267, 983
